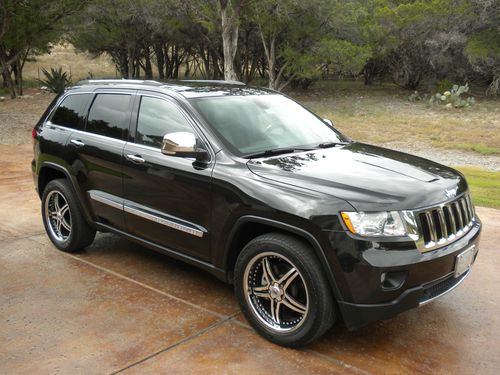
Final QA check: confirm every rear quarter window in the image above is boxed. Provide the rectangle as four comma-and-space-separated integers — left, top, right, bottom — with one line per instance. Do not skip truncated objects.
86, 94, 132, 140
50, 94, 91, 130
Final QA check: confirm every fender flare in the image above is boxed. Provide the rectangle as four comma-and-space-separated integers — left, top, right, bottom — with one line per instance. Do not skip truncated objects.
39, 162, 95, 225
224, 215, 344, 302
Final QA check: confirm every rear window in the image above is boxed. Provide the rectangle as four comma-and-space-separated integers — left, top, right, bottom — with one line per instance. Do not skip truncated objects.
87, 94, 132, 140
50, 94, 91, 130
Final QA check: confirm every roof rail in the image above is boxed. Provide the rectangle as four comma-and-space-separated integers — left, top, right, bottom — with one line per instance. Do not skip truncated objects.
180, 79, 246, 86
75, 79, 164, 86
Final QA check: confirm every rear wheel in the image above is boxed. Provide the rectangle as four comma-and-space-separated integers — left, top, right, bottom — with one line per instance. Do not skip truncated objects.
42, 179, 96, 252
234, 233, 335, 347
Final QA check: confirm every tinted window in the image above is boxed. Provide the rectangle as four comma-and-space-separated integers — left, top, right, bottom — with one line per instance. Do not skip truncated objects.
87, 94, 132, 140
136, 96, 193, 148
50, 94, 91, 130
190, 95, 347, 157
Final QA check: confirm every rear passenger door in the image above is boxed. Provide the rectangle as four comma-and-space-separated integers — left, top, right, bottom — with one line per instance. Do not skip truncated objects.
67, 90, 134, 230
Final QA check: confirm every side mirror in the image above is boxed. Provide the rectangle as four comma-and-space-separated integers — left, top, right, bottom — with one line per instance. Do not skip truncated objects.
161, 132, 207, 159
323, 118, 334, 127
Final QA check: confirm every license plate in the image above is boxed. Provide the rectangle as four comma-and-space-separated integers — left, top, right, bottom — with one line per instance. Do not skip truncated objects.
454, 245, 476, 277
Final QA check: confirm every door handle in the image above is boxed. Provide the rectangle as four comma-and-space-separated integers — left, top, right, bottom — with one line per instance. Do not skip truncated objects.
70, 139, 85, 147
126, 154, 146, 164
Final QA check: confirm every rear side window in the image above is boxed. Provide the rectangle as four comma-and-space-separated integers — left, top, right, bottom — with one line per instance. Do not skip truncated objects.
136, 96, 193, 148
87, 94, 132, 140
50, 94, 91, 130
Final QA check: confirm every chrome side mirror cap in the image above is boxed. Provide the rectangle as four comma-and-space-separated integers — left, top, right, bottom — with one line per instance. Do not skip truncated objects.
323, 118, 334, 127
161, 132, 209, 162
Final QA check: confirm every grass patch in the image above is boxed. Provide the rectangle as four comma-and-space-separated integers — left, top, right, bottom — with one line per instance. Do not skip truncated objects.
456, 143, 499, 155
290, 80, 500, 155
455, 166, 500, 209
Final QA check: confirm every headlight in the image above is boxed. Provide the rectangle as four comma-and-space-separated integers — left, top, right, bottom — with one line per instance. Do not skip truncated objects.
340, 211, 407, 237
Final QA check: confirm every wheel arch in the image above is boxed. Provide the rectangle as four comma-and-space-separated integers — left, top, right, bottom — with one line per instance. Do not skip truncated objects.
38, 162, 95, 225
223, 215, 344, 303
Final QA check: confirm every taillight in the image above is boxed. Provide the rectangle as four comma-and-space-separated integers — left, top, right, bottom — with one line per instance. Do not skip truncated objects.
31, 128, 37, 139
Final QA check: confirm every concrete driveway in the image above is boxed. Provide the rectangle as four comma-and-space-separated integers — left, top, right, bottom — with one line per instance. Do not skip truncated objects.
1, 144, 499, 374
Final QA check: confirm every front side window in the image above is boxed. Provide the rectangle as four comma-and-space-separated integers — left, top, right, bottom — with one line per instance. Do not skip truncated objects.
136, 96, 193, 148
50, 94, 91, 130
87, 94, 132, 140
190, 94, 347, 157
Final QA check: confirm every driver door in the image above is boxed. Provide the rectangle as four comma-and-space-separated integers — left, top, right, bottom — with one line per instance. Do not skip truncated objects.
122, 94, 213, 260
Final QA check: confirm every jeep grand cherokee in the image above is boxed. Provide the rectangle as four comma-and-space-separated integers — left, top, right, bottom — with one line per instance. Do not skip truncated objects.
32, 79, 481, 347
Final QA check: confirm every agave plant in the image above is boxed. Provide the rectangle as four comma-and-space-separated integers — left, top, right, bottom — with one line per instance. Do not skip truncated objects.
39, 67, 71, 94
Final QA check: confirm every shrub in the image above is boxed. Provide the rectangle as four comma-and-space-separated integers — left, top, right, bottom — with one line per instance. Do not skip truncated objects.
429, 83, 475, 108
39, 67, 71, 94
436, 78, 453, 94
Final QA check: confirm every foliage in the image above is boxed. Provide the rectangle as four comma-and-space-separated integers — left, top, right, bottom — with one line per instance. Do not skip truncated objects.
39, 67, 71, 94
436, 78, 453, 94
0, 0, 86, 98
429, 83, 475, 108
407, 91, 423, 102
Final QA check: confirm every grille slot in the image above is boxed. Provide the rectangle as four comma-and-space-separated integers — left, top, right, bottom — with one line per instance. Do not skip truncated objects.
416, 194, 475, 251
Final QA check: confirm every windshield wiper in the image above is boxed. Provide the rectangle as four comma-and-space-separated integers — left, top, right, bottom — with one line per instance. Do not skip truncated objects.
316, 141, 351, 149
243, 147, 312, 159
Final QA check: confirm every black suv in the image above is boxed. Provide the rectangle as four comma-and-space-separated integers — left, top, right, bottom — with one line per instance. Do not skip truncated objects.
32, 80, 481, 347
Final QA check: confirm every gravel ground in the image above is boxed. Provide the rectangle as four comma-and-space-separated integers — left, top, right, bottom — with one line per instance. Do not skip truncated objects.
0, 89, 498, 171
381, 141, 500, 171
0, 90, 56, 144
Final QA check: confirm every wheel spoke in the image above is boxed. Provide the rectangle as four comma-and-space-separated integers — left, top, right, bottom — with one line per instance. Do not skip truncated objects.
283, 293, 307, 315
278, 267, 299, 290
270, 299, 281, 324
262, 257, 277, 283
60, 217, 71, 232
252, 285, 270, 299
55, 218, 62, 235
59, 203, 69, 216
54, 194, 61, 212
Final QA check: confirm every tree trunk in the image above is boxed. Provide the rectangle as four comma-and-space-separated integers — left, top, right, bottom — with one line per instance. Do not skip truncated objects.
127, 48, 134, 79
15, 57, 23, 96
0, 47, 17, 98
144, 47, 153, 79
154, 43, 165, 80
260, 30, 276, 89
220, 0, 241, 81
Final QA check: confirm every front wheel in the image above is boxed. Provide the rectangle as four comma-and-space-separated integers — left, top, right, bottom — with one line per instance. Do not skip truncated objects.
234, 233, 336, 347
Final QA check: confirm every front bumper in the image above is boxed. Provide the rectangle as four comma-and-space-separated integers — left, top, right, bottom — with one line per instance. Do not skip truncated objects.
334, 219, 481, 330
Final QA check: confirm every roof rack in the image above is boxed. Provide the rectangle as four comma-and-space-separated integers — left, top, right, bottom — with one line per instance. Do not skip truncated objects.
75, 79, 164, 86
180, 79, 246, 86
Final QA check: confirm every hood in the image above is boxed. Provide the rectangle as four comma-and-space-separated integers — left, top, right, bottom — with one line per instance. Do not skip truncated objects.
246, 142, 467, 211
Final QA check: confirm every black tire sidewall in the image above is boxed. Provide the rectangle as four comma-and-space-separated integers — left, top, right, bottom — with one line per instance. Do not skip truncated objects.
234, 233, 334, 347
41, 179, 94, 252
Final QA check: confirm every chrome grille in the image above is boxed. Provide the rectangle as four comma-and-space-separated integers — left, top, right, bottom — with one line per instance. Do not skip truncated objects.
414, 194, 475, 252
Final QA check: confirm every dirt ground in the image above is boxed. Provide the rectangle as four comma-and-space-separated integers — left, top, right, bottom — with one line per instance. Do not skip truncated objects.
1, 87, 499, 172
1, 144, 500, 374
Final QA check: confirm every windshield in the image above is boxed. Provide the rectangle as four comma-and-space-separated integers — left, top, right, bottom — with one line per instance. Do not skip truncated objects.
189, 94, 347, 157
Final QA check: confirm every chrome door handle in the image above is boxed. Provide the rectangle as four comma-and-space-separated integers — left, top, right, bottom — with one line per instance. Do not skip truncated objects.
70, 139, 85, 147
126, 154, 146, 164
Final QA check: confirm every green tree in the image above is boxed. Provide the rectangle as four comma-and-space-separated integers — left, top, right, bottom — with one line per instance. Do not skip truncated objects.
0, 0, 86, 98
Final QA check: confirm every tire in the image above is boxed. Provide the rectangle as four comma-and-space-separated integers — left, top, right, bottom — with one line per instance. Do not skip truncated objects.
41, 179, 96, 252
234, 232, 335, 347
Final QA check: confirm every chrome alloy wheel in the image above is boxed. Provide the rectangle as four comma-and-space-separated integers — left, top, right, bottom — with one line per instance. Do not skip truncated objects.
244, 252, 309, 332
45, 190, 72, 242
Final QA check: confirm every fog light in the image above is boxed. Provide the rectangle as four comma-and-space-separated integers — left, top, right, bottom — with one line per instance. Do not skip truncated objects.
380, 271, 408, 291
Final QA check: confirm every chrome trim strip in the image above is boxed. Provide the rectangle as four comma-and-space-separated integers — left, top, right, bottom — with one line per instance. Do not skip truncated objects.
124, 205, 204, 238
89, 191, 124, 210
419, 269, 471, 306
